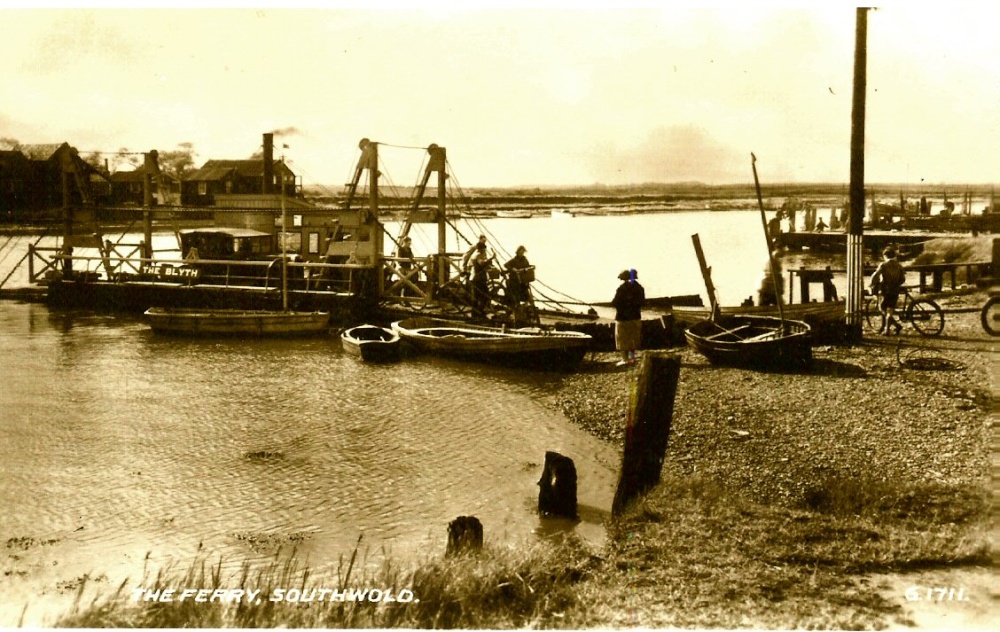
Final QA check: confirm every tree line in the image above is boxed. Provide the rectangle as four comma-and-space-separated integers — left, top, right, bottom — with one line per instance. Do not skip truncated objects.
0, 137, 198, 182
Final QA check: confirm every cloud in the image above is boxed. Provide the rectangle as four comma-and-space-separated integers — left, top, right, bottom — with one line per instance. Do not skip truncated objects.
24, 11, 142, 75
585, 125, 745, 185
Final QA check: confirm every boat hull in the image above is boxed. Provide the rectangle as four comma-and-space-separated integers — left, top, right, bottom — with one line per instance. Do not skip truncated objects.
684, 315, 813, 370
672, 301, 844, 327
341, 325, 402, 362
673, 301, 845, 343
392, 317, 592, 369
144, 308, 330, 337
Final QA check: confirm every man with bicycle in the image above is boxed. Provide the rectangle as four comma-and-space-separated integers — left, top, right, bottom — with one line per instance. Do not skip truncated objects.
870, 247, 906, 335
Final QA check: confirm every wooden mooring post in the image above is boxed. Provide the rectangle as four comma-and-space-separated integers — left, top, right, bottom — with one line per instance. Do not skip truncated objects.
537, 451, 578, 519
612, 352, 681, 517
446, 516, 483, 556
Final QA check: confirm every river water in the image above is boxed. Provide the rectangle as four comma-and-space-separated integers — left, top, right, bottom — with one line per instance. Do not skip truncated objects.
0, 209, 847, 625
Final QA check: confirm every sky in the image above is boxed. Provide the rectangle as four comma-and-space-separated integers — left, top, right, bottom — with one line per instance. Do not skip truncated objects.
2, 1, 999, 189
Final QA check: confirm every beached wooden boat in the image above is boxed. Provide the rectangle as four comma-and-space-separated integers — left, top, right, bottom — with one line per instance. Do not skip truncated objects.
594, 293, 704, 311
685, 314, 813, 370
672, 300, 844, 328
341, 324, 401, 362
683, 157, 814, 371
391, 317, 592, 369
144, 307, 330, 337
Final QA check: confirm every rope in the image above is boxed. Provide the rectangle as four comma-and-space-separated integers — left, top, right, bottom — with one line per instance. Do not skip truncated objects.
0, 230, 51, 289
894, 341, 966, 371
0, 237, 20, 268
291, 139, 595, 316
442, 159, 592, 312
377, 141, 435, 151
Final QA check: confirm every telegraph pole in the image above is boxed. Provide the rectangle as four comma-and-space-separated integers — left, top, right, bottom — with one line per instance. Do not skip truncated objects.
846, 7, 870, 342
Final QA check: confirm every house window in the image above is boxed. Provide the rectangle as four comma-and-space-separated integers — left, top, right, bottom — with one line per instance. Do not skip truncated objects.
308, 232, 320, 254
198, 181, 207, 195
225, 181, 233, 193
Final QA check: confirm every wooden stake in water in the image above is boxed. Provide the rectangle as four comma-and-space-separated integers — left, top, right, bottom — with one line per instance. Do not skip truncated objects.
612, 352, 680, 516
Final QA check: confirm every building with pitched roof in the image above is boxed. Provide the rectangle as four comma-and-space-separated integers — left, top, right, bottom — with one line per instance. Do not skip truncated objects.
0, 142, 110, 222
110, 165, 180, 206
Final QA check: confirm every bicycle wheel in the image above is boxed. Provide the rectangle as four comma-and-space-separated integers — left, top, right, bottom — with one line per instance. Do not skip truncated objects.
862, 295, 882, 331
982, 296, 1000, 336
906, 299, 944, 336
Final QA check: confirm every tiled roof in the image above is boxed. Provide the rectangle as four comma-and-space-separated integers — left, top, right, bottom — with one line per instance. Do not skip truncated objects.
187, 159, 292, 181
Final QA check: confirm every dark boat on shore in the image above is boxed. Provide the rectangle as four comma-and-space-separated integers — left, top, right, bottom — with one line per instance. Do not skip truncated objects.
672, 300, 844, 327
594, 293, 704, 311
391, 317, 592, 369
685, 314, 813, 370
341, 324, 401, 362
683, 155, 815, 371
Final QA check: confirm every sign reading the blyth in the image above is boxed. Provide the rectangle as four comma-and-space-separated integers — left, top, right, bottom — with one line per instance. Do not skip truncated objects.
157, 265, 200, 281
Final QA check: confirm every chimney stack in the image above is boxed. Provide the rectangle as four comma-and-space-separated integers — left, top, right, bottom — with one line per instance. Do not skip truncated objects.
262, 133, 274, 194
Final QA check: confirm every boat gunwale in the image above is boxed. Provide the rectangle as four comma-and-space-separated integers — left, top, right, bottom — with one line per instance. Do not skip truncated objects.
392, 317, 592, 342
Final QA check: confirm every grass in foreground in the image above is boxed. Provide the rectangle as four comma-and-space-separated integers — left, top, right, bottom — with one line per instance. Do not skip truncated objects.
573, 474, 990, 629
55, 474, 989, 629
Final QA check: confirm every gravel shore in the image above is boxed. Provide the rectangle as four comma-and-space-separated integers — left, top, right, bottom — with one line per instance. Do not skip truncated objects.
547, 291, 994, 507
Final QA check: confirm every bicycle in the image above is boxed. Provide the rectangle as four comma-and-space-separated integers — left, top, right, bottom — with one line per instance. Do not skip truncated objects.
981, 289, 1000, 336
863, 285, 944, 337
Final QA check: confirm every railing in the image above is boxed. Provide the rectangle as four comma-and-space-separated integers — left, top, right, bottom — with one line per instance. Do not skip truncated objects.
27, 245, 370, 295
788, 260, 991, 303
382, 255, 433, 304
379, 251, 476, 309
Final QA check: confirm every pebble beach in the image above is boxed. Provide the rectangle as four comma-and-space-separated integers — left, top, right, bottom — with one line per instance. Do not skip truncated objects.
549, 291, 994, 507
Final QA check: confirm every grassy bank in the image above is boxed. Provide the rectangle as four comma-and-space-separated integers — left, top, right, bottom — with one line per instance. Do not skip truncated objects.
573, 475, 990, 629
55, 474, 989, 629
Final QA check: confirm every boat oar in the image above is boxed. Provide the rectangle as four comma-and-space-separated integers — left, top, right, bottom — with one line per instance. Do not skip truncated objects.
751, 153, 786, 327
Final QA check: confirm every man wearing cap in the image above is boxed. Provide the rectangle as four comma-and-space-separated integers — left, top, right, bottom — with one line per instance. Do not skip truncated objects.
611, 268, 645, 366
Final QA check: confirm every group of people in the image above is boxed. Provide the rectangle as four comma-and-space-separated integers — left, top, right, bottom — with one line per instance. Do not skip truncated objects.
459, 235, 534, 316
393, 234, 648, 365
393, 234, 536, 318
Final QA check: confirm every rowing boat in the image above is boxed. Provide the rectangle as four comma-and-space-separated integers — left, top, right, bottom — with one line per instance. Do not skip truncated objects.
144, 307, 330, 337
341, 324, 401, 362
391, 317, 592, 369
684, 314, 813, 370
683, 156, 815, 371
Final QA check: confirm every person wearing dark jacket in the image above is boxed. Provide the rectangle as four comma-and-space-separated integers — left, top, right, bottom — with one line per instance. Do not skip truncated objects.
611, 268, 645, 366
504, 245, 531, 305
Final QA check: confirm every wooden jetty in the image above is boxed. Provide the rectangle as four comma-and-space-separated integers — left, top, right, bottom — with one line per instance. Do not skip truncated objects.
10, 135, 598, 335
774, 231, 945, 256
